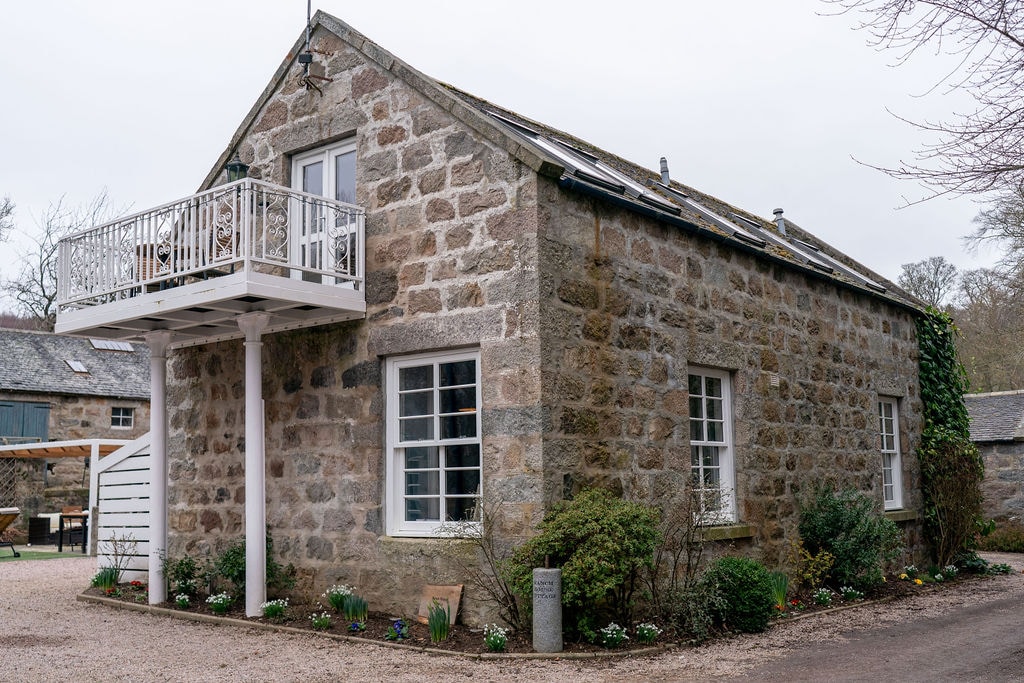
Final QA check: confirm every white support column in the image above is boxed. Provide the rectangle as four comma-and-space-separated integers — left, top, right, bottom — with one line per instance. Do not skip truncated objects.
145, 330, 172, 605
238, 312, 271, 617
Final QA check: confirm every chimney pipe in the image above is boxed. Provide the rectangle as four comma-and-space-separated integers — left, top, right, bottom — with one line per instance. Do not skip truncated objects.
660, 157, 670, 185
773, 208, 787, 235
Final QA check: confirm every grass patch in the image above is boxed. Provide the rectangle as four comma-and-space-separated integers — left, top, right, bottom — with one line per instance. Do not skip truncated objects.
0, 550, 74, 563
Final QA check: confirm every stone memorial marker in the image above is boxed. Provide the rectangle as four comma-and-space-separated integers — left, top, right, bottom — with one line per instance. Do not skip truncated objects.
532, 567, 562, 653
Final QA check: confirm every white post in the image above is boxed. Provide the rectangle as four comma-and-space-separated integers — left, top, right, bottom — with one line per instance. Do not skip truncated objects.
145, 330, 172, 605
238, 312, 270, 617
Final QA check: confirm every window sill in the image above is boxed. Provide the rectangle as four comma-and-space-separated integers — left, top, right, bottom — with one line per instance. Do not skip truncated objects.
700, 523, 755, 541
884, 509, 918, 523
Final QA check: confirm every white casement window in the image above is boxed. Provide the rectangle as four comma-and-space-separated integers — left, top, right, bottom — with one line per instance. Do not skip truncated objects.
385, 349, 482, 536
291, 140, 357, 284
111, 406, 134, 429
688, 367, 736, 522
878, 398, 903, 510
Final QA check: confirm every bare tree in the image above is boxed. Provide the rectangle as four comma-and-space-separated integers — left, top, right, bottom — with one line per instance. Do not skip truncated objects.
825, 1, 1024, 198
897, 255, 959, 307
0, 196, 13, 243
953, 267, 1024, 391
4, 191, 115, 330
966, 184, 1024, 274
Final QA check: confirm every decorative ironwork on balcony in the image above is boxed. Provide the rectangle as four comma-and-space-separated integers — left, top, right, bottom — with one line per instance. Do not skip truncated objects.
55, 179, 366, 346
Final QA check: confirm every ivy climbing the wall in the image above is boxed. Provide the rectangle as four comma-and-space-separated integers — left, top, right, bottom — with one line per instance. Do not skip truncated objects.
916, 308, 984, 566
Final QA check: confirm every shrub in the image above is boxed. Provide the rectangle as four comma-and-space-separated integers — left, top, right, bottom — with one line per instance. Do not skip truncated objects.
977, 522, 1024, 553
798, 486, 902, 591
214, 532, 295, 596
787, 539, 835, 590
662, 577, 725, 644
704, 556, 774, 633
165, 555, 199, 597
507, 488, 660, 640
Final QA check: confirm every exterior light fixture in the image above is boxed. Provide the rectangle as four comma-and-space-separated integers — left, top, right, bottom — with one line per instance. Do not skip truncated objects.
226, 153, 249, 182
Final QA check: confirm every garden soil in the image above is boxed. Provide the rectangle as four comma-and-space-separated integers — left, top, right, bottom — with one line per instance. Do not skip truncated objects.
1, 552, 1022, 682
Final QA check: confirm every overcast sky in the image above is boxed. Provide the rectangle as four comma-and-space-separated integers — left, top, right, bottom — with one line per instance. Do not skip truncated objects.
0, 1, 1001, 312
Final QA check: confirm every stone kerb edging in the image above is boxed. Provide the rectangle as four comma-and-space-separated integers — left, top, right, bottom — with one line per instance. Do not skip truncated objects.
76, 593, 674, 660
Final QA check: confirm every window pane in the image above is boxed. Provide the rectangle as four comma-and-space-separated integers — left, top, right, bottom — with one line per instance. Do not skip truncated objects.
446, 444, 480, 468
335, 151, 356, 205
702, 468, 720, 486
399, 365, 433, 391
405, 471, 439, 496
441, 413, 476, 439
688, 374, 701, 394
690, 445, 701, 467
884, 435, 895, 451
705, 397, 722, 421
439, 360, 475, 387
399, 416, 433, 441
440, 387, 476, 414
400, 391, 433, 417
689, 396, 703, 420
689, 419, 703, 442
406, 497, 439, 521
302, 161, 323, 196
702, 445, 719, 467
446, 497, 478, 522
446, 469, 481, 496
404, 446, 438, 470
705, 377, 722, 398
707, 420, 723, 442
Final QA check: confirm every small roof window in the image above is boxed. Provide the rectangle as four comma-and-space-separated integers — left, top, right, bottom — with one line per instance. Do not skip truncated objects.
89, 339, 134, 352
65, 360, 88, 373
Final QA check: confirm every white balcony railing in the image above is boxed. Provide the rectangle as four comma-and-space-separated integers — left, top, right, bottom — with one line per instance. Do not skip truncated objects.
57, 179, 364, 311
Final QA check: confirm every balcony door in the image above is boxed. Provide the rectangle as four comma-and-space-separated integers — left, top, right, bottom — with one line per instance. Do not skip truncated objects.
291, 141, 356, 284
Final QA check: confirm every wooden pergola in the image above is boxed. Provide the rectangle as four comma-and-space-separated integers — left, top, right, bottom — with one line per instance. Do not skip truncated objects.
0, 440, 128, 459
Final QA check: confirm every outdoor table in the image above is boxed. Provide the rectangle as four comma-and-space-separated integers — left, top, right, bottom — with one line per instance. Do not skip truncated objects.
58, 513, 88, 553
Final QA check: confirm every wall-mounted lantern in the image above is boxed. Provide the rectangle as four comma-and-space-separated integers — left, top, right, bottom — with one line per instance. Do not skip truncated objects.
226, 153, 249, 182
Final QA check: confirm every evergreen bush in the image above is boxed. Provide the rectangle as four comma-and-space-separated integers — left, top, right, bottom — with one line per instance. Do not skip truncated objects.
703, 556, 774, 633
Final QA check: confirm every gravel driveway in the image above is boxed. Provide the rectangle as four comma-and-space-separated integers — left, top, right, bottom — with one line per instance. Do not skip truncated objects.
2, 553, 1022, 682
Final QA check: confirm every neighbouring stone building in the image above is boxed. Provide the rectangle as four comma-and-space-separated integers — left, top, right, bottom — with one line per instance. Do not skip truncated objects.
0, 330, 150, 526
965, 390, 1024, 523
73, 13, 925, 622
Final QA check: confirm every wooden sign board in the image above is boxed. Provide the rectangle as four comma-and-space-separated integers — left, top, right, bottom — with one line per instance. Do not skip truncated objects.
416, 584, 463, 625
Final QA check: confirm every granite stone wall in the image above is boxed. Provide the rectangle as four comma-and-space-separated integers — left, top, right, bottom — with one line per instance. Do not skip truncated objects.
534, 180, 925, 567
978, 442, 1024, 522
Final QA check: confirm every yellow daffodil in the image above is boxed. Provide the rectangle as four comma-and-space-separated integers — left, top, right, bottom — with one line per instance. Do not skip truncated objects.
913, 578, 923, 585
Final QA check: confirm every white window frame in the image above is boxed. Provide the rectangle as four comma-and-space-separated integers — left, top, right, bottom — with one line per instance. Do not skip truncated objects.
687, 367, 736, 523
111, 406, 134, 430
290, 140, 357, 284
385, 349, 483, 537
878, 398, 903, 510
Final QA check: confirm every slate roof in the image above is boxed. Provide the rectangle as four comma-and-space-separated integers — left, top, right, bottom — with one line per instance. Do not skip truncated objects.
0, 329, 150, 400
964, 391, 1024, 443
203, 11, 921, 314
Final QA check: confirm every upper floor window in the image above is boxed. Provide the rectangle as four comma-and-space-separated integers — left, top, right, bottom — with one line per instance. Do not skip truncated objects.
688, 367, 736, 522
385, 349, 482, 536
111, 406, 135, 430
878, 398, 903, 510
291, 141, 357, 284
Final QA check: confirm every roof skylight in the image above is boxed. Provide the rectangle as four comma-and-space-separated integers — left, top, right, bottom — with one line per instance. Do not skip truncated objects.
65, 360, 88, 373
90, 339, 134, 352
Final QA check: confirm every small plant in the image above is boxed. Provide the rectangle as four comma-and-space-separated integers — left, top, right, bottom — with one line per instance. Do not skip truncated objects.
323, 584, 353, 613
342, 593, 368, 623
812, 588, 833, 606
175, 594, 190, 608
634, 622, 662, 645
932, 572, 945, 582
903, 564, 919, 579
789, 598, 806, 611
943, 564, 959, 578
483, 623, 508, 652
385, 618, 409, 641
166, 555, 200, 597
768, 570, 789, 613
839, 586, 864, 601
599, 622, 629, 648
955, 550, 990, 574
988, 562, 1013, 575
787, 539, 835, 591
348, 620, 365, 633
261, 598, 288, 620
427, 599, 451, 643
310, 610, 332, 631
92, 566, 119, 590
704, 556, 775, 633
206, 592, 232, 615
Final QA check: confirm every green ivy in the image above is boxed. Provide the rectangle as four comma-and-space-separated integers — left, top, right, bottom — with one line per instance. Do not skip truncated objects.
915, 308, 984, 565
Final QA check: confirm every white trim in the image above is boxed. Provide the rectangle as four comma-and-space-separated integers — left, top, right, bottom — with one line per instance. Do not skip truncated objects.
385, 349, 482, 537
687, 366, 737, 523
291, 140, 357, 284
878, 397, 903, 510
111, 406, 135, 430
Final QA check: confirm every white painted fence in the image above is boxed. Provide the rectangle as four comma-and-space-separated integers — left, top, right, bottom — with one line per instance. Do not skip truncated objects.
91, 433, 151, 581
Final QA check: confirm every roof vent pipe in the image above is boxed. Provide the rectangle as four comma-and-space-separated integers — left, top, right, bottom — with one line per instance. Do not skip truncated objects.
773, 207, 787, 235
660, 157, 670, 185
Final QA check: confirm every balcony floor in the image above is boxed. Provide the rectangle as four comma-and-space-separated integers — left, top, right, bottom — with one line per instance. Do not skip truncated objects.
55, 271, 365, 349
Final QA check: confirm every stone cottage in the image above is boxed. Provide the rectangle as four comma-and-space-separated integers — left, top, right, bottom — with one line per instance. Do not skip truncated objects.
0, 329, 150, 531
54, 12, 925, 620
965, 390, 1024, 523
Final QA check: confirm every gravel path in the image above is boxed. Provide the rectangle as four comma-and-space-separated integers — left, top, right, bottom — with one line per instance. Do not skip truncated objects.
2, 553, 1022, 682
